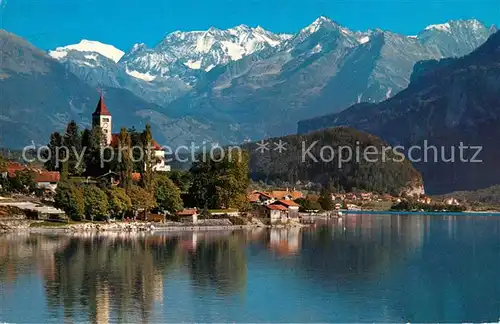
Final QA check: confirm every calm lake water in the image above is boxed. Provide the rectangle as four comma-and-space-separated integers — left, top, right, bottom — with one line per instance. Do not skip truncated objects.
1, 214, 500, 323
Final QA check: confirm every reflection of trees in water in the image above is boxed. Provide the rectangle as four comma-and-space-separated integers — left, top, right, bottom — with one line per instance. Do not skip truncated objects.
0, 231, 249, 323
0, 233, 69, 284
44, 234, 180, 323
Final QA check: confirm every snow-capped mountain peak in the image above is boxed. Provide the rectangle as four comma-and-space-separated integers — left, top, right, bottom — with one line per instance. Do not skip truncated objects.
301, 16, 336, 35
425, 22, 452, 32
422, 19, 489, 35
49, 39, 124, 63
121, 24, 291, 77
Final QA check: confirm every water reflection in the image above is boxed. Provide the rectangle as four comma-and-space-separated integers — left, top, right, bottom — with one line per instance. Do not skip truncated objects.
1, 215, 500, 322
0, 231, 248, 323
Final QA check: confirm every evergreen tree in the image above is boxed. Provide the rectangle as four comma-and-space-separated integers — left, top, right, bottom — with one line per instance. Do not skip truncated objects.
117, 128, 133, 193
128, 127, 143, 172
0, 155, 6, 173
318, 188, 334, 211
63, 121, 83, 175
140, 124, 154, 191
82, 127, 104, 176
168, 170, 192, 193
44, 132, 63, 171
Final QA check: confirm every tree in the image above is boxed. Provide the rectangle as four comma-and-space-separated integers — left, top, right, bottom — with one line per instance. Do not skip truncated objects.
140, 124, 155, 192
154, 174, 183, 214
54, 182, 85, 221
83, 186, 109, 221
0, 155, 6, 173
63, 121, 83, 175
82, 127, 104, 176
44, 132, 63, 171
296, 197, 322, 212
167, 170, 192, 193
129, 185, 156, 214
318, 188, 334, 211
117, 128, 133, 192
107, 187, 132, 219
188, 149, 249, 209
9, 169, 36, 194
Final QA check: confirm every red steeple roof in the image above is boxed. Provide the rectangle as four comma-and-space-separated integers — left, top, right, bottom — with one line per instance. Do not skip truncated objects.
93, 95, 111, 116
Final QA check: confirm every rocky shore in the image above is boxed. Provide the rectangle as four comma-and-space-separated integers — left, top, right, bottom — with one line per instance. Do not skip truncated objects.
1, 218, 307, 234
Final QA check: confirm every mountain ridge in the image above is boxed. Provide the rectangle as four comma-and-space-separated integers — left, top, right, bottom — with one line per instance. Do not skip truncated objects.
296, 31, 500, 193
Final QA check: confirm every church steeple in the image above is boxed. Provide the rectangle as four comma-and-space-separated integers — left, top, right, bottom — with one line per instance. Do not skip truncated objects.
93, 95, 111, 116
92, 95, 112, 145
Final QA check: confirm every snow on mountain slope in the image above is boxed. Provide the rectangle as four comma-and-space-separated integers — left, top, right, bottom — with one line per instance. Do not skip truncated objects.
49, 39, 125, 63
121, 24, 292, 78
47, 16, 497, 117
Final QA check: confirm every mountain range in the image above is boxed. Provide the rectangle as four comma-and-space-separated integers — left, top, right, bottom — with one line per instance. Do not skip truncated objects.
297, 30, 500, 194
43, 17, 496, 144
0, 16, 498, 195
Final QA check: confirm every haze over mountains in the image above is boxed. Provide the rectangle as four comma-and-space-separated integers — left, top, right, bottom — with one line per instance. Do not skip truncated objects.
0, 17, 497, 156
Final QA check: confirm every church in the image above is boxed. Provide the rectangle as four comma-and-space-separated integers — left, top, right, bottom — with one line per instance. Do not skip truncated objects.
92, 96, 170, 172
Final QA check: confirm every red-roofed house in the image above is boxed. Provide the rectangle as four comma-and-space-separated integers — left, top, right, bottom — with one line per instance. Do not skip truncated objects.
247, 191, 275, 205
4, 162, 25, 177
177, 208, 198, 224
270, 189, 304, 200
265, 204, 288, 223
272, 199, 300, 219
35, 172, 61, 192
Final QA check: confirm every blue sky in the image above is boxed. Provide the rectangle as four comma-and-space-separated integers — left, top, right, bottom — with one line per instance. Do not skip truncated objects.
0, 0, 499, 51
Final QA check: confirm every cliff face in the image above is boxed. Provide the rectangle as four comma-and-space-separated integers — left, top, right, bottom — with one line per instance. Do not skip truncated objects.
297, 32, 500, 194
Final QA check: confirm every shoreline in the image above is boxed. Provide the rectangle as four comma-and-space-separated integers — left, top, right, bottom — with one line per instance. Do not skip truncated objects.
0, 219, 308, 234
341, 209, 500, 216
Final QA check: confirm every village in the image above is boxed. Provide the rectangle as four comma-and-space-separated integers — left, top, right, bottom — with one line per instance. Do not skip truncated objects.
0, 96, 466, 231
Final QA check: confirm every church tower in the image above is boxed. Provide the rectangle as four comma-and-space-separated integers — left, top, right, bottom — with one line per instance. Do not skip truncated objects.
92, 95, 112, 145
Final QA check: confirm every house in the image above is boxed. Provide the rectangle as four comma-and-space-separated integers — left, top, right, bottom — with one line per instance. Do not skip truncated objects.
346, 193, 358, 200
444, 197, 460, 206
96, 171, 120, 187
270, 189, 304, 200
35, 172, 60, 192
333, 193, 346, 201
272, 199, 300, 219
418, 197, 432, 204
177, 208, 198, 224
92, 95, 171, 172
2, 162, 25, 178
264, 204, 288, 223
360, 192, 373, 201
247, 191, 275, 205
382, 194, 393, 201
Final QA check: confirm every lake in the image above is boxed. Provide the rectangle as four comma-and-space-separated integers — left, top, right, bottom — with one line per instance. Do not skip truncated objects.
1, 214, 500, 323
